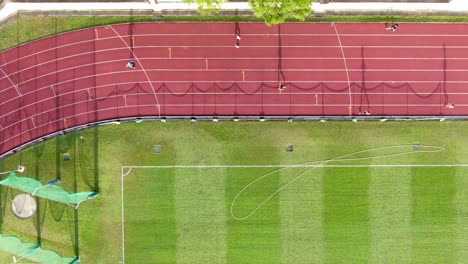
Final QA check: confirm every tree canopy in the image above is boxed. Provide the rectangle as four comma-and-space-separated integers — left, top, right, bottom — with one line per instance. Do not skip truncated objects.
182, 0, 228, 15
248, 0, 313, 25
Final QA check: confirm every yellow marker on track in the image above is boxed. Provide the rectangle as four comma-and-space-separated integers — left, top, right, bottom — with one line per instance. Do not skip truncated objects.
31, 117, 36, 128
132, 36, 135, 46
168, 48, 172, 59
94, 28, 99, 39
315, 94, 318, 105
205, 59, 208, 70
242, 70, 245, 81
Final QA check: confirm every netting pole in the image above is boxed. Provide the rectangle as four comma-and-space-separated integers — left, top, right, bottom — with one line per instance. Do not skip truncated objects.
92, 27, 97, 124
73, 137, 80, 257
73, 208, 79, 256
34, 196, 43, 246
191, 84, 194, 116
34, 136, 42, 245
93, 125, 99, 192
0, 161, 4, 232
378, 84, 382, 115
261, 84, 264, 115
137, 83, 140, 117
321, 83, 324, 115
289, 83, 292, 116
442, 44, 448, 114
16, 12, 22, 161
406, 84, 409, 115
234, 84, 237, 115
34, 54, 38, 140
162, 84, 166, 116
55, 32, 61, 181
0, 188, 3, 233
115, 85, 119, 118
213, 83, 217, 115
93, 28, 100, 192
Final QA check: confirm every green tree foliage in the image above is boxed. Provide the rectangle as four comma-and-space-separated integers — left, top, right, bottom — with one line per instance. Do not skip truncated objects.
248, 0, 313, 25
183, 0, 228, 15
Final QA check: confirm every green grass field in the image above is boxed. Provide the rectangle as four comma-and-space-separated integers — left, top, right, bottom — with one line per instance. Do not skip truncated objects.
1, 121, 468, 263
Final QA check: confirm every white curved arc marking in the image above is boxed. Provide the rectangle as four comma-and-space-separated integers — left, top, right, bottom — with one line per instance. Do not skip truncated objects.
230, 144, 445, 220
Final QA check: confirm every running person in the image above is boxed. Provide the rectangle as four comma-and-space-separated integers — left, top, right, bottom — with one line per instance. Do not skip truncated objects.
126, 60, 135, 68
278, 83, 286, 92
386, 23, 399, 32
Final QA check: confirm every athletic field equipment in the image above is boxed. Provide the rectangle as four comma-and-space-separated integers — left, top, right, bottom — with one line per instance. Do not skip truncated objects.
11, 193, 36, 219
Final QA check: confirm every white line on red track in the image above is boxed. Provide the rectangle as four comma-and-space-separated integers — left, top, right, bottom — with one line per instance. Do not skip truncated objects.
108, 25, 161, 116
0, 67, 21, 95
333, 23, 351, 111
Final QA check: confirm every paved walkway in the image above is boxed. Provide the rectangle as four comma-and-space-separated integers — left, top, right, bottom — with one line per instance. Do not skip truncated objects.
1, 0, 468, 21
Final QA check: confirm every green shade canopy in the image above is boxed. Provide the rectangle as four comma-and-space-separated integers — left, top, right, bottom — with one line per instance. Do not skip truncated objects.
0, 172, 98, 206
0, 234, 77, 264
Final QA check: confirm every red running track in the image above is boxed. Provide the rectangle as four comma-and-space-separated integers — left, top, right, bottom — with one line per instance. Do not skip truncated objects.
0, 22, 467, 154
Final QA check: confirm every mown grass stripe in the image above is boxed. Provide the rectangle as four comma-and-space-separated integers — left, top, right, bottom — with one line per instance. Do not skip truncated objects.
279, 167, 324, 264
123, 169, 177, 264
455, 167, 468, 263
226, 167, 281, 264
174, 131, 227, 264
411, 167, 457, 264
369, 168, 412, 264
174, 168, 227, 264
324, 167, 370, 263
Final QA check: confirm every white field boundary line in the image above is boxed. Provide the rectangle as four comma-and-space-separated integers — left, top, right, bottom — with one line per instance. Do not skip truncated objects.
121, 164, 468, 170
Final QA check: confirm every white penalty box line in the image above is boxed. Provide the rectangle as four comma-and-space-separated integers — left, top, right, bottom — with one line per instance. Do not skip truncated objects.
121, 163, 468, 177
119, 162, 468, 263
